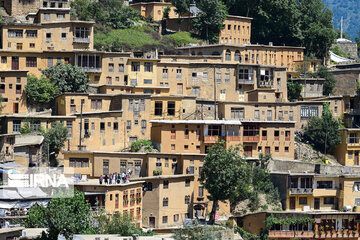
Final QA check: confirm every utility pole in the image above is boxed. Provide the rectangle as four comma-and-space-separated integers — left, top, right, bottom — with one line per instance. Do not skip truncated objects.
79, 100, 84, 150
213, 66, 217, 120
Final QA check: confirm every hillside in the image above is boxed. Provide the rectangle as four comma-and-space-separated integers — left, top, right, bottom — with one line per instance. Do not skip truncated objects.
323, 0, 360, 39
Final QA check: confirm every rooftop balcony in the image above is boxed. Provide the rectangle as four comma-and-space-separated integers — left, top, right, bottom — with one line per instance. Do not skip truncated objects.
289, 188, 313, 195
80, 67, 102, 73
74, 37, 91, 43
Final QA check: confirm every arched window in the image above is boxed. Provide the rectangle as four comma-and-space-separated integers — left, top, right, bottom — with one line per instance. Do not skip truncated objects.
225, 49, 231, 61
235, 50, 240, 62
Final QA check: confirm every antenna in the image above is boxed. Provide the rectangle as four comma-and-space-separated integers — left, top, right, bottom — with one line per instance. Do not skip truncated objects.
340, 16, 343, 39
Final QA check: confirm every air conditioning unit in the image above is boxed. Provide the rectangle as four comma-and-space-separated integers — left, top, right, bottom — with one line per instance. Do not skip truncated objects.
303, 205, 310, 211
344, 205, 352, 212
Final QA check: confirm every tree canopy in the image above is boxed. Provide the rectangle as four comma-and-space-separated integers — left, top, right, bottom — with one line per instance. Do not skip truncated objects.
287, 80, 303, 101
316, 66, 336, 96
41, 63, 89, 94
303, 102, 341, 154
200, 141, 249, 224
71, 0, 140, 29
192, 0, 228, 43
25, 190, 92, 240
223, 0, 336, 59
43, 122, 69, 166
25, 75, 59, 105
171, 0, 191, 17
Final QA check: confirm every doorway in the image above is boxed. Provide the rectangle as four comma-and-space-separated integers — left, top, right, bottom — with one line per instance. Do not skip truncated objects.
314, 198, 320, 210
244, 146, 252, 157
12, 57, 19, 70
290, 197, 296, 210
149, 217, 155, 228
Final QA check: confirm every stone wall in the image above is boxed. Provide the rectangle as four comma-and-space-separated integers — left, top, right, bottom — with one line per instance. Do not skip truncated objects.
332, 69, 360, 96
4, 0, 42, 16
337, 42, 358, 59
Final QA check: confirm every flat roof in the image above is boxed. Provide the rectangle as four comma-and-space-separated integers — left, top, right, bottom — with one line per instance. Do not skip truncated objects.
290, 78, 325, 81
235, 210, 360, 218
0, 114, 76, 119
71, 110, 123, 116
74, 179, 144, 187
177, 43, 305, 50
63, 150, 206, 157
150, 119, 242, 125
131, 174, 195, 181
241, 120, 296, 124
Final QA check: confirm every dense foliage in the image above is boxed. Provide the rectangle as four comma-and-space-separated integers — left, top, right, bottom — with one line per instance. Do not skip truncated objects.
25, 75, 59, 105
192, 0, 227, 43
71, 0, 140, 29
42, 63, 89, 94
164, 32, 199, 47
200, 141, 249, 224
25, 190, 92, 240
266, 214, 315, 229
131, 139, 153, 152
317, 66, 336, 96
173, 222, 222, 240
223, 0, 336, 59
303, 102, 341, 154
287, 80, 302, 101
43, 122, 69, 166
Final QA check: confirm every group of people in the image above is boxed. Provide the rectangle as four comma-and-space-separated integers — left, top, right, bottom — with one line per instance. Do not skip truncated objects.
99, 169, 132, 185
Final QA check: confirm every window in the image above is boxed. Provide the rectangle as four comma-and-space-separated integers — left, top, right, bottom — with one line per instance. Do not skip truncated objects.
317, 181, 333, 189
289, 111, 294, 121
16, 43, 23, 50
46, 33, 51, 40
348, 151, 353, 159
141, 120, 147, 130
155, 101, 163, 116
309, 106, 318, 117
278, 111, 283, 120
254, 110, 260, 120
69, 158, 89, 168
231, 108, 244, 119
131, 62, 140, 72
216, 72, 222, 83
57, 13, 65, 19
108, 63, 114, 72
185, 179, 191, 187
185, 195, 190, 204
285, 146, 289, 152
192, 87, 200, 96
163, 180, 169, 189
299, 197, 307, 205
167, 101, 175, 116
162, 68, 168, 79
171, 144, 175, 150
239, 68, 254, 82
100, 122, 105, 132
144, 62, 153, 72
26, 30, 37, 38
267, 110, 272, 121
29, 43, 35, 48
8, 29, 23, 38
324, 197, 334, 205
126, 120, 131, 130
275, 146, 279, 152
26, 57, 37, 67
48, 57, 53, 67
61, 32, 66, 40
75, 27, 90, 39
198, 186, 204, 197
184, 145, 189, 150
134, 120, 138, 125
13, 120, 21, 132
274, 130, 279, 140
225, 73, 230, 83
163, 197, 168, 207
176, 69, 182, 79
16, 85, 21, 94
301, 106, 309, 118
162, 216, 168, 224
118, 64, 124, 72
91, 99, 102, 110
103, 160, 109, 175
144, 182, 152, 191
1, 56, 6, 64
225, 50, 231, 61
174, 214, 179, 222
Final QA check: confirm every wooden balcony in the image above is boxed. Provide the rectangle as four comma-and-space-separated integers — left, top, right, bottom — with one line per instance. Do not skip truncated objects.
269, 230, 314, 239
225, 136, 240, 142
243, 136, 260, 142
203, 136, 220, 143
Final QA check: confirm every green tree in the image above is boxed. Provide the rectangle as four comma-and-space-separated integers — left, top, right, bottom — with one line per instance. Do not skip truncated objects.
43, 122, 69, 166
303, 102, 341, 154
173, 222, 222, 240
163, 6, 171, 19
316, 66, 336, 96
25, 75, 59, 105
200, 141, 249, 224
171, 0, 190, 18
223, 0, 336, 60
192, 0, 227, 43
42, 63, 89, 94
24, 190, 92, 240
354, 32, 360, 57
287, 80, 302, 101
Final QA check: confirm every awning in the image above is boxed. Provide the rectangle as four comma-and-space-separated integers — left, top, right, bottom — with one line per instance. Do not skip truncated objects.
84, 192, 105, 196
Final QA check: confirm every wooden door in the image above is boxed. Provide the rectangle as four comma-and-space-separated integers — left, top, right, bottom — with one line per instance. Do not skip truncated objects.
355, 151, 359, 165
149, 217, 155, 228
12, 57, 19, 70
265, 147, 271, 155
290, 197, 296, 210
244, 146, 252, 157
314, 198, 320, 210
13, 103, 19, 113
